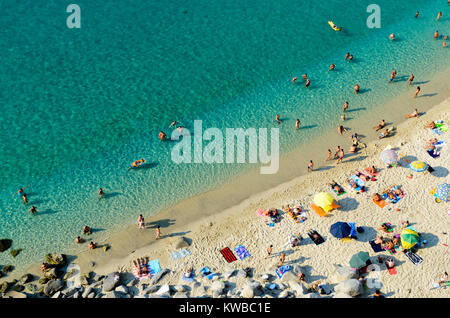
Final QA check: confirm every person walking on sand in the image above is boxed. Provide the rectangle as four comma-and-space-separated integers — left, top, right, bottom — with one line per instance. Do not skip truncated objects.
338, 125, 348, 135
408, 74, 414, 85
278, 253, 286, 267
295, 119, 301, 130
413, 86, 420, 98
29, 205, 37, 216
275, 114, 282, 124
155, 225, 161, 240
308, 160, 314, 172
343, 101, 349, 112
264, 245, 273, 259
326, 149, 332, 161
354, 83, 360, 94
337, 149, 345, 164
138, 214, 145, 229
334, 146, 341, 159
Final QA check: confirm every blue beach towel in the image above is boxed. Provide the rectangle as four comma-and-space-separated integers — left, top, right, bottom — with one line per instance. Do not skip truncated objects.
275, 265, 292, 279
369, 240, 383, 253
432, 128, 444, 135
234, 245, 250, 260
200, 267, 217, 280
348, 222, 357, 238
148, 259, 162, 276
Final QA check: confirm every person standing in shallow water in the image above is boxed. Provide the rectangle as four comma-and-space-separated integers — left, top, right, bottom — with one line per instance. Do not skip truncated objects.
408, 74, 414, 85
155, 225, 161, 239
98, 188, 104, 200
29, 206, 37, 216
413, 86, 420, 98
295, 119, 301, 130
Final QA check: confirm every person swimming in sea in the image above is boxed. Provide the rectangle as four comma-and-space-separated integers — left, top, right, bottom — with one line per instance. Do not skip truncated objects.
305, 79, 311, 88
329, 64, 335, 71
354, 83, 360, 94
389, 33, 395, 40
292, 76, 298, 84
159, 131, 167, 140
98, 188, 104, 200
131, 158, 146, 168
29, 205, 37, 216
345, 52, 350, 60
415, 11, 419, 18
434, 30, 439, 39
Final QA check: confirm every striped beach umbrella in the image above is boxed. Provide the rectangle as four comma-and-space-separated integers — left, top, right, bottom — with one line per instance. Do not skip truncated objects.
435, 183, 450, 202
380, 149, 398, 165
330, 222, 351, 238
400, 227, 420, 250
349, 251, 371, 269
409, 161, 428, 173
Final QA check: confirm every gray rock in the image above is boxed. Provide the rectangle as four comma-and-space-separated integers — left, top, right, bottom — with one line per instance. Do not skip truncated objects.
236, 269, 247, 278
25, 284, 38, 293
210, 281, 225, 294
44, 279, 64, 297
62, 287, 78, 298
288, 281, 307, 296
102, 272, 120, 292
142, 285, 159, 294
79, 275, 89, 287
43, 268, 58, 280
280, 271, 298, 283
87, 292, 95, 298
72, 291, 80, 299
173, 284, 186, 293
126, 278, 138, 287
334, 279, 362, 297
331, 265, 358, 284
115, 285, 128, 294
333, 292, 353, 298
173, 292, 188, 298
224, 269, 236, 279
242, 281, 263, 298
82, 286, 93, 298
105, 291, 121, 298
19, 274, 33, 284
155, 284, 171, 296
51, 291, 61, 298
149, 269, 169, 285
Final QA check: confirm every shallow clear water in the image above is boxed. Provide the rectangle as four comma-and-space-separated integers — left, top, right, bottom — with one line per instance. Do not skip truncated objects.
0, 0, 448, 268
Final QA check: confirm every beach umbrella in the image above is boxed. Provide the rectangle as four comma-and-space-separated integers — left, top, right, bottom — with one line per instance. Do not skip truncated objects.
380, 149, 398, 165
435, 183, 450, 202
349, 251, 371, 269
330, 222, 351, 238
313, 192, 334, 210
409, 161, 428, 173
400, 227, 420, 249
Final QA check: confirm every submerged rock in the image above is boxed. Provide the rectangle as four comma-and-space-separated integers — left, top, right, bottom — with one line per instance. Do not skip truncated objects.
45, 254, 66, 267
0, 239, 12, 252
2, 265, 14, 273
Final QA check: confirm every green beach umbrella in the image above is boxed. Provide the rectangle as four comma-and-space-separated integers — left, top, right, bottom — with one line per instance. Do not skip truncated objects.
400, 227, 420, 249
349, 251, 370, 269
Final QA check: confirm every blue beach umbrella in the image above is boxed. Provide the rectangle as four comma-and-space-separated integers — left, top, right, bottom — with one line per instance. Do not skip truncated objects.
330, 222, 351, 239
435, 183, 450, 202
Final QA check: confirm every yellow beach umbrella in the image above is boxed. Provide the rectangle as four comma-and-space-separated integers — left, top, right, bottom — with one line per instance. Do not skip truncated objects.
400, 227, 420, 249
313, 192, 336, 212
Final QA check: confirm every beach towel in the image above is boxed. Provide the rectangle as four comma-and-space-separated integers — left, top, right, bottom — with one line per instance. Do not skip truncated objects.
132, 261, 152, 280
351, 175, 365, 188
308, 230, 325, 245
435, 122, 448, 132
331, 183, 346, 196
148, 259, 162, 276
257, 209, 266, 216
200, 267, 217, 280
220, 247, 237, 263
433, 128, 444, 135
427, 149, 440, 158
170, 249, 191, 260
370, 240, 384, 253
349, 222, 357, 238
373, 197, 388, 208
381, 222, 394, 233
405, 250, 424, 266
387, 266, 397, 275
275, 265, 292, 279
398, 153, 412, 167
182, 273, 195, 282
311, 203, 327, 217
234, 245, 250, 260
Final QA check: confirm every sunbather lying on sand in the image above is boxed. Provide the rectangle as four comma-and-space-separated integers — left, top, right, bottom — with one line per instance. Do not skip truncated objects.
132, 257, 148, 276
386, 185, 404, 196
378, 223, 391, 233
424, 121, 436, 129
372, 193, 383, 202
366, 166, 378, 174
184, 266, 193, 278
355, 171, 370, 181
405, 109, 419, 118
328, 180, 344, 194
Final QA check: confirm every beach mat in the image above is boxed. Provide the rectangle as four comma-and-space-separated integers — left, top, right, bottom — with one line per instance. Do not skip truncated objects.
148, 259, 162, 276
220, 247, 237, 263
405, 250, 424, 266
234, 245, 250, 260
331, 184, 346, 196
275, 265, 292, 279
311, 203, 327, 217
373, 198, 387, 208
307, 230, 325, 245
131, 262, 151, 280
369, 240, 383, 253
200, 267, 217, 280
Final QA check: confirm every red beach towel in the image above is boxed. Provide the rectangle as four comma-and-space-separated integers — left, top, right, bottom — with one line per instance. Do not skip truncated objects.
220, 247, 237, 263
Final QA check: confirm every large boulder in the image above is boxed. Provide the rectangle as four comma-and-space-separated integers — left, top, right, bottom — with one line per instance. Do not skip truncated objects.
0, 281, 10, 294
43, 268, 58, 280
19, 273, 33, 284
44, 279, 65, 297
45, 254, 66, 267
210, 281, 225, 295
334, 279, 362, 297
280, 271, 298, 283
102, 272, 120, 292
330, 265, 358, 284
149, 269, 169, 285
0, 239, 12, 252
242, 281, 263, 298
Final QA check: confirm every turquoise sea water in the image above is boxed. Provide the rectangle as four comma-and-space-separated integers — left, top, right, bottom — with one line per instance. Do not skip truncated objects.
0, 0, 448, 269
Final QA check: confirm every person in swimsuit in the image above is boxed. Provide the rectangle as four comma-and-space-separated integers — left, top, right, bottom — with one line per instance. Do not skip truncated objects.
308, 160, 314, 172
354, 83, 360, 94
415, 11, 419, 18
389, 33, 395, 40
334, 146, 341, 159
348, 55, 354, 61
305, 79, 311, 88
292, 76, 298, 84
98, 188, 104, 200
413, 86, 421, 98
408, 74, 414, 85
89, 241, 97, 249
302, 74, 308, 81
275, 114, 281, 124
378, 128, 390, 139
278, 253, 286, 267
424, 121, 436, 129
155, 225, 161, 240
138, 214, 145, 229
437, 12, 442, 21
83, 226, 92, 235
338, 125, 348, 135
405, 109, 419, 118
345, 52, 350, 60
264, 245, 273, 259
328, 180, 344, 194
295, 119, 301, 130
75, 236, 85, 244
159, 131, 167, 140
326, 149, 332, 161
434, 30, 439, 39
29, 206, 37, 216
343, 101, 349, 112
329, 64, 336, 71
373, 119, 386, 131
131, 158, 146, 167
337, 149, 344, 164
